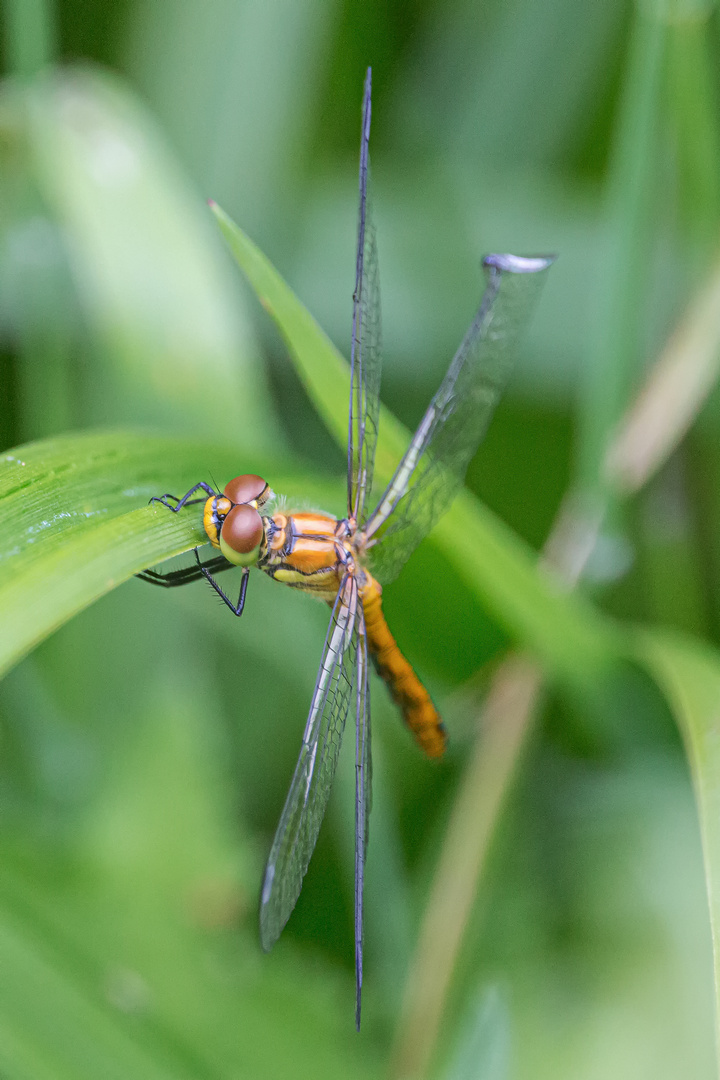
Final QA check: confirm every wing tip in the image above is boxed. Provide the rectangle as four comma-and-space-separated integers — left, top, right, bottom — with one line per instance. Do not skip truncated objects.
483, 252, 557, 274
258, 908, 282, 954
258, 864, 281, 953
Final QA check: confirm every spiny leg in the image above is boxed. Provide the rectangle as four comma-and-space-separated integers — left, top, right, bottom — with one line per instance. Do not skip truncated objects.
149, 482, 218, 512
194, 549, 250, 616
140, 482, 225, 585
136, 554, 233, 588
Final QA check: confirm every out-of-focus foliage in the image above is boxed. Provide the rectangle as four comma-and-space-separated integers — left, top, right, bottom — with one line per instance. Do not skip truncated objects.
2, 2, 720, 1079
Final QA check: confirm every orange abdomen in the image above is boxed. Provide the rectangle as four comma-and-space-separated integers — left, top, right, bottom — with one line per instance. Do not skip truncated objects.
360, 576, 446, 758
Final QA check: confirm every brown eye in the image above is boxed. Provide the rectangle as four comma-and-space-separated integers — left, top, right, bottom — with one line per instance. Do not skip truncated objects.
220, 503, 263, 560
223, 474, 268, 506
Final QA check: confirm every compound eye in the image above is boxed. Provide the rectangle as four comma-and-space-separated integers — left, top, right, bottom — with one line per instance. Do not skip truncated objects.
219, 504, 264, 566
223, 474, 269, 506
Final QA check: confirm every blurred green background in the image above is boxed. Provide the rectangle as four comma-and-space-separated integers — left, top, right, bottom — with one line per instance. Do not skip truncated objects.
2, 0, 720, 1078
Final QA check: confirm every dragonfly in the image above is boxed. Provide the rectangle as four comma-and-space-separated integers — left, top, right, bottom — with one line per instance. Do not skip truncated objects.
138, 68, 553, 1028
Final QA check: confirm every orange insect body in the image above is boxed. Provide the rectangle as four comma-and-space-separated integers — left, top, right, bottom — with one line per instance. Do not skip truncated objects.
258, 510, 346, 600
247, 508, 446, 758
361, 578, 447, 759
139, 65, 553, 1030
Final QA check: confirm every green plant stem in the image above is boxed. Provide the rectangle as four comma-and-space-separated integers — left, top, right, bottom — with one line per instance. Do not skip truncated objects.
389, 656, 543, 1080
666, 10, 720, 263
576, 5, 666, 511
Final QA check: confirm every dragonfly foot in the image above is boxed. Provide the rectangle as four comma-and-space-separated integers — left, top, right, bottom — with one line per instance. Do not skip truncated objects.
149, 493, 181, 510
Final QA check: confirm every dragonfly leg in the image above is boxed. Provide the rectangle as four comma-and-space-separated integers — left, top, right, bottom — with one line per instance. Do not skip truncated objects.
136, 553, 233, 588
149, 482, 218, 512
194, 548, 250, 616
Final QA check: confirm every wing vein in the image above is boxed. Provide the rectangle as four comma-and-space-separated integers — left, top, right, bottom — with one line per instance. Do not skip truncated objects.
364, 254, 554, 582
259, 574, 359, 951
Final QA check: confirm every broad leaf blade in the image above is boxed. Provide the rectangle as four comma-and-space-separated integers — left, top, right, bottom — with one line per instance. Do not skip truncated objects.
0, 430, 320, 679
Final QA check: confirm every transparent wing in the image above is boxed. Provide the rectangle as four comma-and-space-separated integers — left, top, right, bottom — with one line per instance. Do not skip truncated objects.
259, 574, 359, 951
354, 610, 371, 1031
365, 254, 554, 583
348, 67, 382, 525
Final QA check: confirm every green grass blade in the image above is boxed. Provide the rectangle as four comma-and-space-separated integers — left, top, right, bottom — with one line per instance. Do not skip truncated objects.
210, 202, 385, 462
0, 899, 200, 1080
666, 7, 720, 258
22, 68, 277, 449
211, 203, 619, 686
636, 627, 720, 1062
0, 430, 323, 680
576, 4, 667, 505
0, 933, 176, 1079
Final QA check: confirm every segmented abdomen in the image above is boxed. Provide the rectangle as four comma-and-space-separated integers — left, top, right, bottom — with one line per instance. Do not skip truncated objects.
360, 576, 446, 758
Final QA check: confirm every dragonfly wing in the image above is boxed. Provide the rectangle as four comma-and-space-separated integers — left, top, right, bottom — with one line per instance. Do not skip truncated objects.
365, 254, 554, 583
348, 67, 382, 525
354, 609, 371, 1030
259, 574, 359, 951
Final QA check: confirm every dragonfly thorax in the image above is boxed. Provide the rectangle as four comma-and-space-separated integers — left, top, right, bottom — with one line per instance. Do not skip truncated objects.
258, 510, 369, 601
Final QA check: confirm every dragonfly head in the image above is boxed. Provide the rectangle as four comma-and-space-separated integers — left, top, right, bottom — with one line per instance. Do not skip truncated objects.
203, 474, 273, 567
